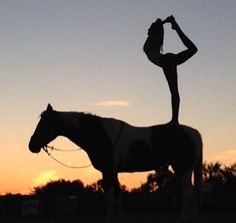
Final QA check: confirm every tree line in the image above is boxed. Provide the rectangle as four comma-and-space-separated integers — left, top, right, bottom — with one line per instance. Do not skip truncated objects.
0, 161, 236, 216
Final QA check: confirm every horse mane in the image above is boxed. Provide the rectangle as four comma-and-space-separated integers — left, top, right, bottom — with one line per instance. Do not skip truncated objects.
79, 111, 98, 118
40, 109, 99, 119
79, 112, 103, 123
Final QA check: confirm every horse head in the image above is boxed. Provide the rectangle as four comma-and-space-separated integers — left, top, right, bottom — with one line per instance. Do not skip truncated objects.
29, 104, 60, 153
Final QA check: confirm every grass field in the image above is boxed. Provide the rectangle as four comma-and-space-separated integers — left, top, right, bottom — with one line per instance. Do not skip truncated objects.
1, 213, 236, 223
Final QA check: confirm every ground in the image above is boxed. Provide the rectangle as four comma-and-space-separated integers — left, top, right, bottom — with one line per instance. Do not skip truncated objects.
1, 213, 236, 223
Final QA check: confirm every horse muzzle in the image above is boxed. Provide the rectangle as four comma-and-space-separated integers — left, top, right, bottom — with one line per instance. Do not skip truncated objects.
28, 137, 42, 153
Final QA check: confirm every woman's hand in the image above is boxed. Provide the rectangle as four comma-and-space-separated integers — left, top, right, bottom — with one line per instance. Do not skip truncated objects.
163, 15, 178, 30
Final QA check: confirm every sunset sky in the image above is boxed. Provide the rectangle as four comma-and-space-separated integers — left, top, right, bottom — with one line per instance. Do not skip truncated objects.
1, 0, 236, 194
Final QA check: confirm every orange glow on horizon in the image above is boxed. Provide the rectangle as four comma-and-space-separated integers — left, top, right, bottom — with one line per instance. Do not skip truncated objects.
32, 170, 60, 187
0, 136, 235, 195
1, 157, 235, 196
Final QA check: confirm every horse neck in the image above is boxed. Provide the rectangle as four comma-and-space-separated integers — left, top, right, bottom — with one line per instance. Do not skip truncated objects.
59, 111, 105, 153
58, 112, 81, 140
58, 111, 100, 150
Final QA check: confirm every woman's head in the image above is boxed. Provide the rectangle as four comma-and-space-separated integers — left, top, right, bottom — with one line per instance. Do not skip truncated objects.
147, 18, 164, 51
148, 19, 163, 35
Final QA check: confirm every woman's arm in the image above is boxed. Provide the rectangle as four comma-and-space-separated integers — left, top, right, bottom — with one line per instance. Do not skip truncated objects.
143, 38, 162, 66
169, 16, 198, 65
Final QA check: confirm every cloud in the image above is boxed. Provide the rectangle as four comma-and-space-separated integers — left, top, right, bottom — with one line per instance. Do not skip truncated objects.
93, 100, 131, 107
33, 170, 60, 187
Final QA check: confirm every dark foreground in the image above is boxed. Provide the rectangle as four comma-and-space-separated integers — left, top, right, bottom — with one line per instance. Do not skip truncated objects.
1, 213, 236, 223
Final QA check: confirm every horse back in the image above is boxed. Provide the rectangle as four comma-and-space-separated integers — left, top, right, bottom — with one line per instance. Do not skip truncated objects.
151, 124, 202, 176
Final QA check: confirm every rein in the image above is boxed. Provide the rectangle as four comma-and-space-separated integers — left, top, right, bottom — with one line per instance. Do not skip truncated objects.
44, 145, 80, 152
43, 145, 92, 169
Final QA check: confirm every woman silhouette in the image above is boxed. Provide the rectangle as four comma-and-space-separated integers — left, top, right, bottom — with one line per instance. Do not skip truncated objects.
143, 15, 197, 125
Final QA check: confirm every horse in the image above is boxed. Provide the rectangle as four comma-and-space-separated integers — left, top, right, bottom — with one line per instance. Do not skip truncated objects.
29, 104, 202, 223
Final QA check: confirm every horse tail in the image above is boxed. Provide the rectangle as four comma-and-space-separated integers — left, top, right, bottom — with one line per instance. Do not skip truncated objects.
194, 133, 203, 207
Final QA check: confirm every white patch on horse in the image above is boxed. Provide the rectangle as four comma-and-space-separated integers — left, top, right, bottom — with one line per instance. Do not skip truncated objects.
102, 119, 152, 169
102, 118, 123, 145
182, 125, 202, 165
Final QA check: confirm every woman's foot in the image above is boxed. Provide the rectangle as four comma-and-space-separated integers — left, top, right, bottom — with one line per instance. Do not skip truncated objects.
166, 119, 179, 126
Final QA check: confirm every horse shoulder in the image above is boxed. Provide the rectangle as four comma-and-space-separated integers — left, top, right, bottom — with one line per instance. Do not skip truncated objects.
102, 118, 126, 144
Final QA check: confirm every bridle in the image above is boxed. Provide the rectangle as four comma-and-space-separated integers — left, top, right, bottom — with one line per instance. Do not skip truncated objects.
43, 145, 79, 152
42, 145, 92, 169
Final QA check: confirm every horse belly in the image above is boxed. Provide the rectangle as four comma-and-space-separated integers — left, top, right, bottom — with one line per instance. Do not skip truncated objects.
117, 140, 157, 172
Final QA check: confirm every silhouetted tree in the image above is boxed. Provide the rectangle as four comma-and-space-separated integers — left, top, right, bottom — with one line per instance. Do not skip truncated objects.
222, 163, 236, 192
85, 179, 103, 193
202, 162, 236, 211
202, 162, 236, 193
32, 179, 84, 196
137, 167, 179, 193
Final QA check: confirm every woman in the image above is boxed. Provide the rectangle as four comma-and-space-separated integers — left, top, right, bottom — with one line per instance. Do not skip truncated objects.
143, 15, 197, 125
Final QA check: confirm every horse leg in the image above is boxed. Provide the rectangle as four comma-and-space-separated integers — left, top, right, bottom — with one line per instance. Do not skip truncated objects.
177, 170, 197, 223
102, 172, 120, 223
114, 180, 125, 219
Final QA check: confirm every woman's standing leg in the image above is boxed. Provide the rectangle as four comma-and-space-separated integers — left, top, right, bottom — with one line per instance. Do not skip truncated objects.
164, 71, 180, 125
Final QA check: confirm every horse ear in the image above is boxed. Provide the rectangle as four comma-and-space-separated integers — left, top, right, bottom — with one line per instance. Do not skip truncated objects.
46, 104, 53, 112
